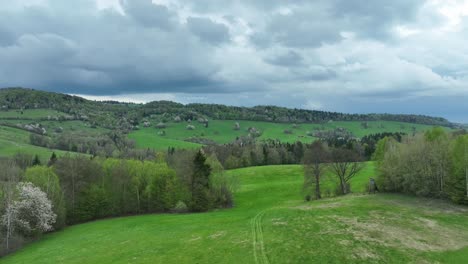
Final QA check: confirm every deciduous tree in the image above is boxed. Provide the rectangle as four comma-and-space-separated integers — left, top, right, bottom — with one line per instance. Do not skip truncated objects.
303, 141, 329, 200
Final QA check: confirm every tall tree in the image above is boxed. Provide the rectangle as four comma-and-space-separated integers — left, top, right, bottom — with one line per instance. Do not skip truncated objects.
0, 161, 21, 252
47, 152, 57, 167
32, 155, 41, 166
54, 156, 101, 223
190, 150, 212, 212
425, 127, 450, 195
207, 154, 237, 208
447, 135, 468, 204
24, 166, 66, 229
330, 148, 364, 194
303, 141, 329, 200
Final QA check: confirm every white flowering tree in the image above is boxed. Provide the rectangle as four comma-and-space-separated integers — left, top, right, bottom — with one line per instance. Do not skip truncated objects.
2, 182, 56, 250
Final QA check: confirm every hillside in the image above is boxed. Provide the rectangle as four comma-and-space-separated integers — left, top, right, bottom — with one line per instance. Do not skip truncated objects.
129, 120, 438, 150
2, 164, 467, 264
0, 88, 456, 128
0, 88, 458, 160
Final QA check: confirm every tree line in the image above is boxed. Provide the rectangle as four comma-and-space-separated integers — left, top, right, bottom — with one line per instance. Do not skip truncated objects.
0, 150, 235, 255
1, 88, 456, 131
301, 128, 467, 203
302, 141, 366, 200
374, 127, 467, 204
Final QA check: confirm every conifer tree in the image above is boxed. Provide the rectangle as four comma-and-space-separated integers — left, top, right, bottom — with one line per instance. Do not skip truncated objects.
32, 154, 41, 166
190, 150, 212, 212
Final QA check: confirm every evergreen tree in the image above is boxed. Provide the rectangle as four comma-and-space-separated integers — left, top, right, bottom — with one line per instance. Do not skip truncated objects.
48, 152, 57, 167
32, 154, 41, 166
190, 150, 212, 212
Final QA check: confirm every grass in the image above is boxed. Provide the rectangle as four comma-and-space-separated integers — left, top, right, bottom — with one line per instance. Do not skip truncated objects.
0, 112, 108, 162
0, 109, 70, 119
0, 120, 109, 135
2, 163, 467, 263
129, 127, 202, 150
0, 125, 82, 163
129, 120, 439, 150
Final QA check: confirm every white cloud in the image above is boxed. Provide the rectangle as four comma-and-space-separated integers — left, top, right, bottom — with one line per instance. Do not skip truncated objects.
73, 92, 177, 103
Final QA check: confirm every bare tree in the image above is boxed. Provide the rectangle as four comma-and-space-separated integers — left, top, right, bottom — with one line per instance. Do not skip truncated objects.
330, 148, 364, 195
0, 160, 21, 251
303, 141, 329, 200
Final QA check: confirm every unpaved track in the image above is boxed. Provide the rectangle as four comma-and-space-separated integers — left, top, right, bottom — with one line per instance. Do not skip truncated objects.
251, 210, 269, 264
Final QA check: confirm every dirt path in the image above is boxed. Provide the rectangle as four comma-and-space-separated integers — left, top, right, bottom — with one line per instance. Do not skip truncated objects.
251, 210, 269, 264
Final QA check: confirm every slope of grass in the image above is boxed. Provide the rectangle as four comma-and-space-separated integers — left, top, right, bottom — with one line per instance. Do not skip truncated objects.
128, 127, 202, 150
0, 109, 70, 119
129, 120, 438, 150
2, 163, 467, 264
0, 125, 81, 163
0, 120, 108, 135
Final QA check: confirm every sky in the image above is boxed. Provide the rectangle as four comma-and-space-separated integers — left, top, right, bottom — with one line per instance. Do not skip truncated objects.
0, 0, 467, 122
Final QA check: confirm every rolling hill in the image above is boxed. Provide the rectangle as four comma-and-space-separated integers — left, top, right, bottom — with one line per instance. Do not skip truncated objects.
2, 164, 467, 263
128, 120, 439, 150
0, 88, 458, 158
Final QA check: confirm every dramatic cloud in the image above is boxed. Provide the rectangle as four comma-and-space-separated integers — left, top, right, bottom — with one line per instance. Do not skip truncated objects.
120, 0, 175, 29
186, 17, 230, 44
0, 0, 467, 121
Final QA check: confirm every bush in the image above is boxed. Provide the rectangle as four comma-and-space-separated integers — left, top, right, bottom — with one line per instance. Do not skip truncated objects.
172, 201, 188, 213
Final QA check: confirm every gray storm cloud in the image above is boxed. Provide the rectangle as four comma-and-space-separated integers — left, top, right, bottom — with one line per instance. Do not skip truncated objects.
0, 0, 466, 121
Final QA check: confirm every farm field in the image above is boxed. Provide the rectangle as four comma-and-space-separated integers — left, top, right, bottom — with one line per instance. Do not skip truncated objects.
129, 120, 439, 150
2, 164, 467, 264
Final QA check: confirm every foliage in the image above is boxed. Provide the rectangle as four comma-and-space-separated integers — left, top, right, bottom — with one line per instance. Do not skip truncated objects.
5, 164, 468, 264
2, 182, 56, 236
303, 141, 330, 200
190, 151, 212, 212
172, 201, 188, 213
330, 148, 365, 194
24, 166, 66, 229
377, 128, 467, 203
206, 154, 237, 208
446, 135, 468, 204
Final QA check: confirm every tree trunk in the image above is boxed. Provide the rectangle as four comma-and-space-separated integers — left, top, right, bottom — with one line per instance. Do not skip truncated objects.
339, 177, 346, 194
315, 173, 321, 200
71, 174, 75, 217
5, 208, 11, 250
136, 189, 140, 213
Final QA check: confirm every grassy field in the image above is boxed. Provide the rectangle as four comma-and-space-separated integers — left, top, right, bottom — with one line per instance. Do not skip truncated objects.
0, 109, 70, 119
129, 120, 438, 150
2, 163, 467, 264
0, 125, 79, 163
0, 109, 108, 161
0, 120, 108, 135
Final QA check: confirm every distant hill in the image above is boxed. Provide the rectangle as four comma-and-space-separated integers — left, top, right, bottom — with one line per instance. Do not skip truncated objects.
0, 87, 456, 128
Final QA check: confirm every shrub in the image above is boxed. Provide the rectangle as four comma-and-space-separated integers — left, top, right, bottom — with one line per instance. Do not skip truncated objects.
172, 201, 188, 213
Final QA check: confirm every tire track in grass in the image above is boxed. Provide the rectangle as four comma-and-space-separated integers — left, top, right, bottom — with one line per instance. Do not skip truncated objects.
251, 210, 269, 264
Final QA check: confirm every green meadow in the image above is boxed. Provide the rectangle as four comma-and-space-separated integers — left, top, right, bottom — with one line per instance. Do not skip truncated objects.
3, 164, 467, 264
129, 120, 437, 150
0, 126, 80, 163
0, 109, 69, 119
